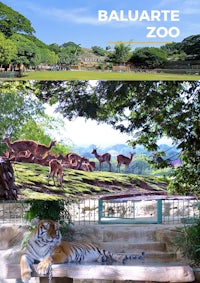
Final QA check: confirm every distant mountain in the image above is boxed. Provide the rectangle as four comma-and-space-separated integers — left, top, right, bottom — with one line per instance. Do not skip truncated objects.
73, 143, 180, 161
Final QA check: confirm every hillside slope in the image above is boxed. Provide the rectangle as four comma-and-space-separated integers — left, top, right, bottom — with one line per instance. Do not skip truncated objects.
13, 162, 168, 200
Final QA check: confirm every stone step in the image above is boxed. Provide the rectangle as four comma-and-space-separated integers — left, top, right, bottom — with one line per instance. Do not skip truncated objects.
144, 251, 178, 262
102, 241, 167, 253
101, 229, 156, 242
74, 224, 182, 244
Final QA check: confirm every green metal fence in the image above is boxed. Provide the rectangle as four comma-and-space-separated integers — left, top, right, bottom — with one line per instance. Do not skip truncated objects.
98, 198, 200, 224
0, 198, 199, 225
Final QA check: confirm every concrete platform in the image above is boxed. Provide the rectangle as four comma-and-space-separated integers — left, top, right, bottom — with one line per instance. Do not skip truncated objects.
4, 263, 195, 282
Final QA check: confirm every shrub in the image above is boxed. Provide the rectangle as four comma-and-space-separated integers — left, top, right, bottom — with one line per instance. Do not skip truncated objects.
174, 218, 200, 266
24, 200, 72, 229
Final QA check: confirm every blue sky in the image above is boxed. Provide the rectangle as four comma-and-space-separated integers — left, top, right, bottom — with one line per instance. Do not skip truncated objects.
2, 0, 200, 49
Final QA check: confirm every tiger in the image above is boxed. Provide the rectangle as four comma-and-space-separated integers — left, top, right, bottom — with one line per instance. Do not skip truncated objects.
20, 219, 145, 283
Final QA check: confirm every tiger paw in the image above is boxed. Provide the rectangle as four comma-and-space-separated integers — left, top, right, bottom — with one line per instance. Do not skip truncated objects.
36, 257, 51, 275
20, 255, 32, 283
21, 271, 31, 283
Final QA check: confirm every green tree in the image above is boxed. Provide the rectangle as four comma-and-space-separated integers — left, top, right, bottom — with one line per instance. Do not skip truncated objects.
0, 2, 35, 37
23, 35, 59, 65
59, 42, 82, 66
39, 48, 59, 65
24, 200, 72, 229
11, 34, 40, 68
91, 46, 106, 56
49, 43, 61, 54
130, 47, 167, 68
180, 34, 200, 58
0, 81, 45, 153
108, 43, 132, 65
0, 32, 16, 65
161, 42, 182, 57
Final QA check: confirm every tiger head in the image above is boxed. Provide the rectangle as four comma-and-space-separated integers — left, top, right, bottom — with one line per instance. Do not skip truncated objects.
33, 219, 62, 247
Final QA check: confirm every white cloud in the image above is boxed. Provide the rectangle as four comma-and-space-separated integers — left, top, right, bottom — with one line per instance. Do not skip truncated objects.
63, 118, 129, 147
45, 105, 129, 147
22, 2, 100, 26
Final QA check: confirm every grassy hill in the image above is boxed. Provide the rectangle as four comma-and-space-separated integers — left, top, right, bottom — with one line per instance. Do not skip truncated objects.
13, 162, 168, 201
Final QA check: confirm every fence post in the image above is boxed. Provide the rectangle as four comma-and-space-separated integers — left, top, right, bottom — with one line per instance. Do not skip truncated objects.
157, 200, 162, 223
98, 200, 103, 223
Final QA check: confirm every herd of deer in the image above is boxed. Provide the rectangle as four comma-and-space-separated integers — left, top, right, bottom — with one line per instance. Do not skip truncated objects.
1, 135, 135, 188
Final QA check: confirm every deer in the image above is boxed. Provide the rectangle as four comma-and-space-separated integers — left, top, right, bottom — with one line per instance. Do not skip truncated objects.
82, 160, 96, 172
48, 159, 64, 187
67, 153, 82, 165
36, 140, 56, 158
1, 135, 38, 160
91, 148, 111, 171
66, 156, 89, 171
117, 152, 135, 173
67, 153, 91, 168
35, 153, 57, 166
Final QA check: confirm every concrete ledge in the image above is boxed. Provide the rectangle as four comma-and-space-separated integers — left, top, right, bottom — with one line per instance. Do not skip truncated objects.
4, 264, 195, 282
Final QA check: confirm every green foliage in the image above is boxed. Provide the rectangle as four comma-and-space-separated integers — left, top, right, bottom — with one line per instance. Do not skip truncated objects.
11, 34, 41, 67
22, 35, 59, 65
49, 43, 61, 54
0, 82, 45, 153
91, 46, 106, 56
59, 42, 82, 65
130, 47, 167, 68
0, 32, 16, 64
24, 200, 73, 229
108, 43, 132, 64
161, 42, 182, 57
0, 2, 35, 37
180, 35, 200, 58
174, 219, 200, 266
39, 48, 59, 65
161, 35, 200, 59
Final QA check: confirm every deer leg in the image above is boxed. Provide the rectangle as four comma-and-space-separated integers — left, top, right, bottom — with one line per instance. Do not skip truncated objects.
52, 173, 56, 185
48, 172, 53, 185
117, 163, 120, 173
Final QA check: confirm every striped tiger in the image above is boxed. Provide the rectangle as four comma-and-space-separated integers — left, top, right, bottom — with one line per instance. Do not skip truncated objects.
20, 219, 145, 283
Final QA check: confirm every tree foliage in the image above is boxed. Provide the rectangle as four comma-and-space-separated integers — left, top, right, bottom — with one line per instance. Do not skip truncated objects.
108, 43, 132, 64
91, 46, 106, 56
0, 2, 35, 37
11, 34, 41, 67
0, 32, 16, 65
59, 42, 82, 65
0, 81, 46, 154
130, 47, 167, 68
180, 35, 200, 58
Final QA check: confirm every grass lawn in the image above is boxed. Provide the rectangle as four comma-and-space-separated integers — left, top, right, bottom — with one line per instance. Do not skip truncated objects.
7, 70, 200, 81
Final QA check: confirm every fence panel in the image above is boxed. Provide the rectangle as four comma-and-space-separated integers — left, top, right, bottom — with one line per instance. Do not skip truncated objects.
0, 199, 199, 225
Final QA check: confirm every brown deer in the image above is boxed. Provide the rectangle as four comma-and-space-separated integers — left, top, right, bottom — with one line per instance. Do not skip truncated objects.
91, 148, 111, 171
35, 153, 57, 166
66, 156, 89, 171
76, 156, 90, 170
117, 152, 135, 172
48, 159, 64, 187
67, 153, 90, 166
82, 160, 96, 172
36, 140, 56, 158
1, 135, 38, 160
